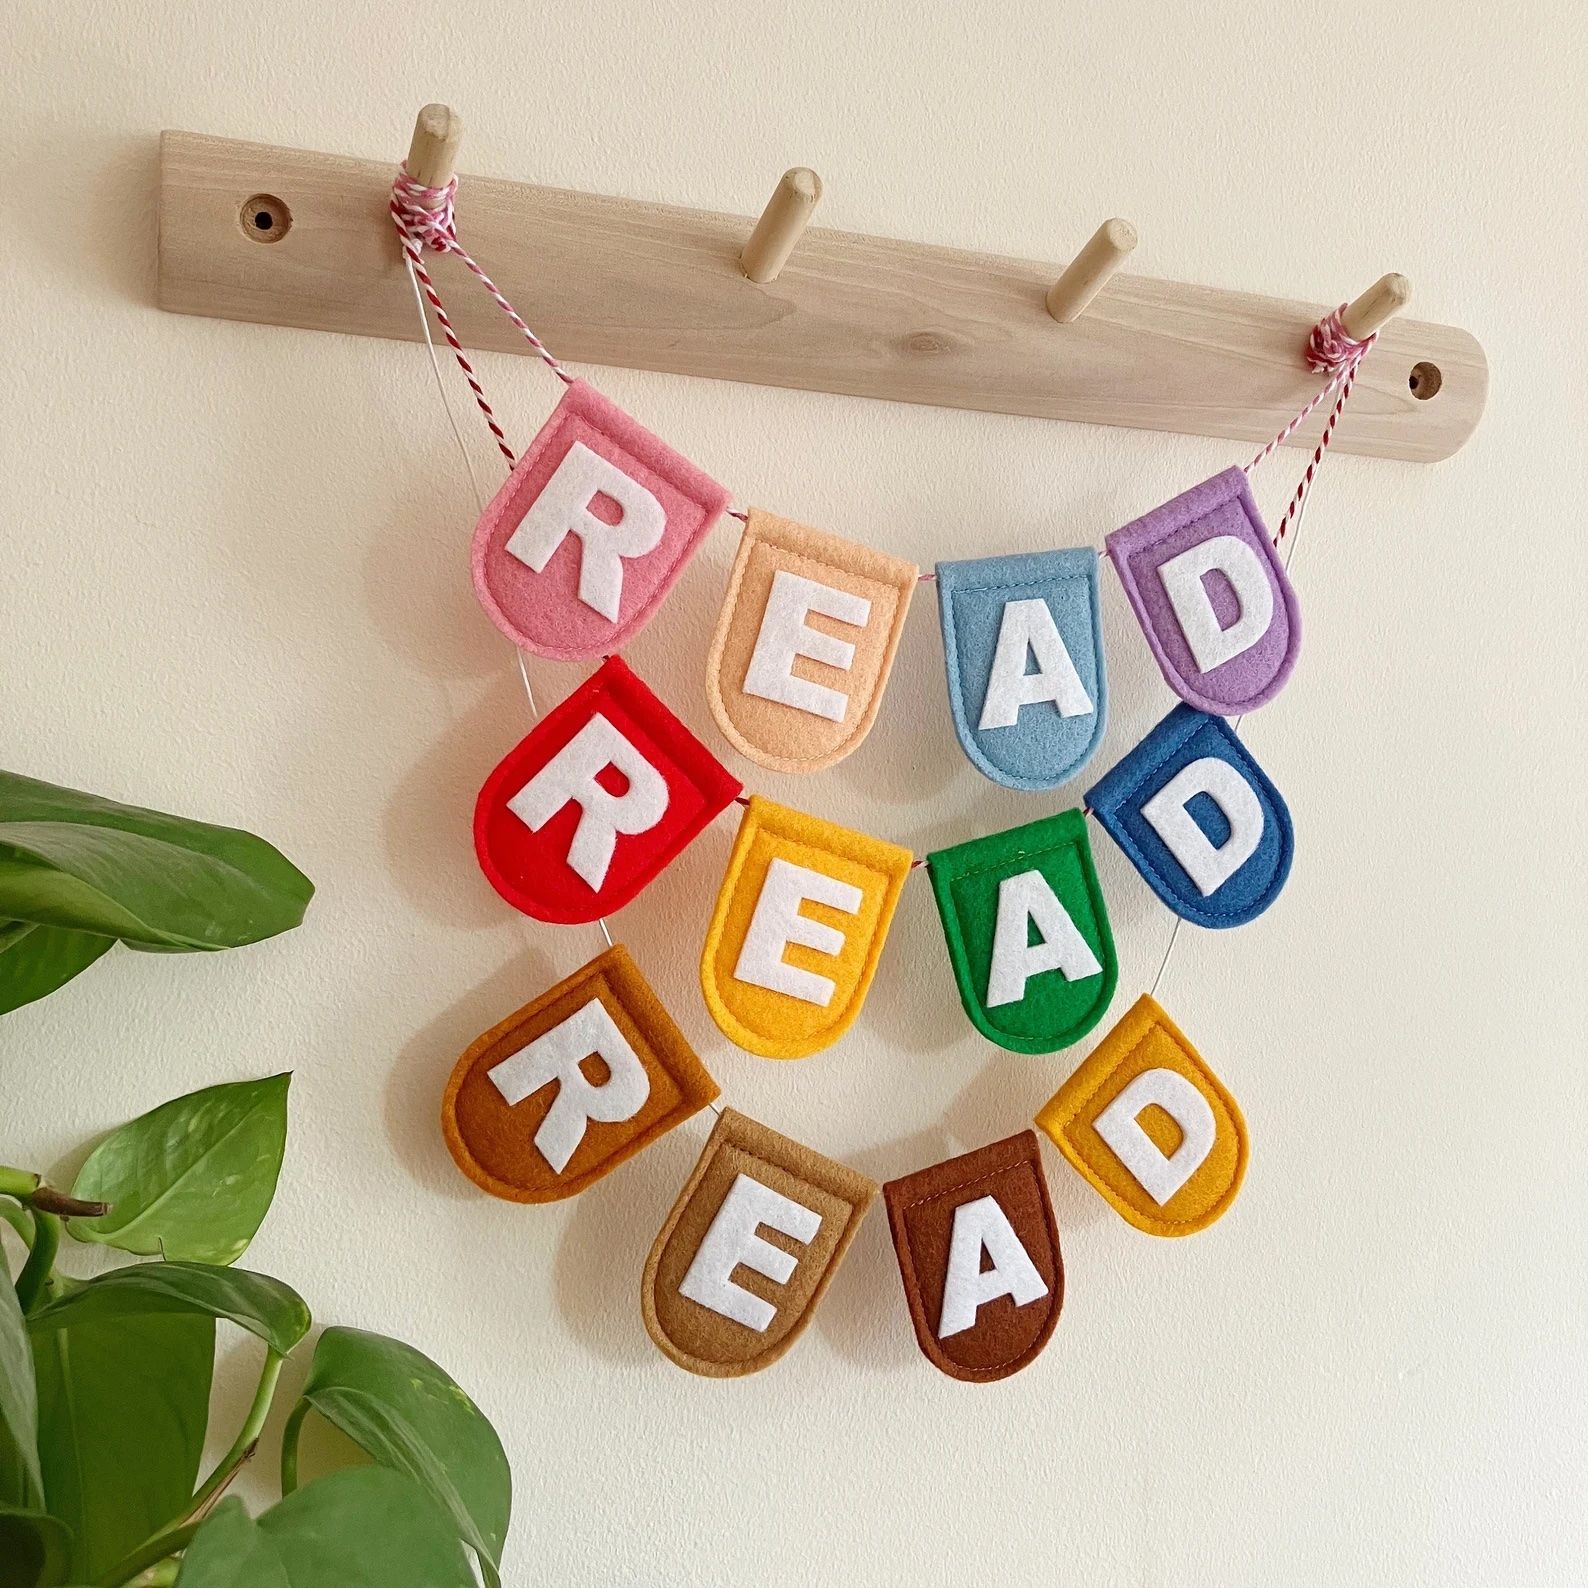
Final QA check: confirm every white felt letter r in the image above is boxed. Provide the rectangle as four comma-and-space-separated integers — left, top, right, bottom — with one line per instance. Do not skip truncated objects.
505, 442, 667, 621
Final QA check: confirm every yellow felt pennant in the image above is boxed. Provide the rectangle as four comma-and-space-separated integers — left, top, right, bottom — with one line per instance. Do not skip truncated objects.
1035, 994, 1247, 1236
700, 796, 913, 1059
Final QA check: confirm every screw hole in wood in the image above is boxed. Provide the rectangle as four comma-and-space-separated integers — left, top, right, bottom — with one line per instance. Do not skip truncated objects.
240, 194, 291, 243
1408, 360, 1442, 400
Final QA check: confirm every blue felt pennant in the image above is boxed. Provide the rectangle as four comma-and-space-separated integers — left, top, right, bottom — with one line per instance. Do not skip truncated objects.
935, 548, 1107, 792
1085, 703, 1293, 928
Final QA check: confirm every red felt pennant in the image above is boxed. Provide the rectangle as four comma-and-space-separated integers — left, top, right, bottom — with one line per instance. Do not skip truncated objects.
475, 657, 741, 922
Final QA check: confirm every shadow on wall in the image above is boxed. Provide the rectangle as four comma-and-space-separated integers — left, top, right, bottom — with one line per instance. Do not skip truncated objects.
383, 945, 555, 1204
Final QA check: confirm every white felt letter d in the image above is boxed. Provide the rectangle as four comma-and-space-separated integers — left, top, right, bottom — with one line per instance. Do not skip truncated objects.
1157, 534, 1274, 673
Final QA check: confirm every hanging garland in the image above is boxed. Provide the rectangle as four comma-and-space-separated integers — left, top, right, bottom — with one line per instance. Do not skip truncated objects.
391, 164, 1375, 1383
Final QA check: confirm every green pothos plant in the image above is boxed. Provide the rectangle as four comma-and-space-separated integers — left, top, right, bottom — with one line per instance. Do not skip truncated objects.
1, 1077, 511, 1587
0, 773, 511, 1585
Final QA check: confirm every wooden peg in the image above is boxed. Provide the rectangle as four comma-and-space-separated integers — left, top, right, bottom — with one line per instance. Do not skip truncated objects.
1046, 219, 1137, 323
1340, 272, 1411, 340
406, 103, 464, 189
742, 168, 823, 284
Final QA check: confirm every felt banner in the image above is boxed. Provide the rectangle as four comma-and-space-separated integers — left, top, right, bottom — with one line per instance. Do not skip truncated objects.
1085, 703, 1293, 928
642, 1107, 877, 1377
1106, 466, 1301, 715
1035, 994, 1247, 1236
935, 548, 1107, 791
471, 380, 731, 659
441, 944, 718, 1203
475, 656, 741, 923
884, 1131, 1063, 1382
700, 796, 912, 1059
927, 809, 1116, 1053
705, 508, 917, 773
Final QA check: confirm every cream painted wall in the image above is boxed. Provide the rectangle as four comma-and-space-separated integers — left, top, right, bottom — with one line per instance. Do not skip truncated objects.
3, 2, 1585, 1584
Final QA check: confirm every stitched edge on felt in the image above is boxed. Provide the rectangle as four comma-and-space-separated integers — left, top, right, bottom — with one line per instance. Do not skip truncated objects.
471, 382, 728, 659
927, 813, 1117, 1054
936, 561, 1108, 792
705, 513, 917, 773
1089, 713, 1293, 929
642, 1112, 871, 1377
1040, 1000, 1248, 1236
1108, 473, 1298, 716
474, 659, 739, 923
440, 947, 716, 1204
889, 1150, 1062, 1379
699, 798, 912, 1059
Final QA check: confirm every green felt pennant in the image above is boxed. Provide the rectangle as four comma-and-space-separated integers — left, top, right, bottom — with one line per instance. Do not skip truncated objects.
928, 808, 1116, 1055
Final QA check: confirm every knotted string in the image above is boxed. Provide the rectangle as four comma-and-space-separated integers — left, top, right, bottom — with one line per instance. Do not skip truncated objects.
1245, 305, 1378, 545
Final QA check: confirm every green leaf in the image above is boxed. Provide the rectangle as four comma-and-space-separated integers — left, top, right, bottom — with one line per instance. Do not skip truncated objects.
0, 1505, 72, 1588
0, 924, 115, 1017
285, 1329, 509, 1587
0, 1270, 43, 1510
0, 772, 313, 953
29, 1263, 309, 1357
31, 1311, 213, 1580
68, 1075, 290, 1265
175, 1472, 474, 1588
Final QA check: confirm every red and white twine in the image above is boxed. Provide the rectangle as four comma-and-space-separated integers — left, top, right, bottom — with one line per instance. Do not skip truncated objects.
390, 166, 576, 466
1246, 306, 1377, 545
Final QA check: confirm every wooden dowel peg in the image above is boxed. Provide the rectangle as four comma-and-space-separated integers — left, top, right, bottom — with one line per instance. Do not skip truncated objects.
742, 168, 823, 284
1046, 218, 1137, 323
1340, 272, 1411, 340
406, 103, 464, 189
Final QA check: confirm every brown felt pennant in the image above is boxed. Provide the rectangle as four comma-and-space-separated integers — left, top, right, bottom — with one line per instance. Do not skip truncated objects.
642, 1108, 876, 1377
884, 1131, 1063, 1382
442, 944, 718, 1203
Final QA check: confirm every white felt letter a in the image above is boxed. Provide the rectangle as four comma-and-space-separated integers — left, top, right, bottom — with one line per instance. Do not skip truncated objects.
506, 442, 667, 621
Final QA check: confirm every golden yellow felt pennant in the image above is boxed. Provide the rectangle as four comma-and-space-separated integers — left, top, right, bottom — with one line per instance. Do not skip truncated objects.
705, 509, 917, 773
1034, 994, 1247, 1236
700, 796, 913, 1059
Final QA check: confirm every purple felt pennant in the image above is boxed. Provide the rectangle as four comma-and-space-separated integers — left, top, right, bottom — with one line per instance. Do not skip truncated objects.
1105, 467, 1301, 715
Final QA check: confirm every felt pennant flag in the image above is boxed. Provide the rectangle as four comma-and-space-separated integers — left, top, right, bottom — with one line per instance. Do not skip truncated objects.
1035, 994, 1247, 1236
471, 379, 731, 659
441, 944, 719, 1203
705, 508, 917, 773
475, 655, 741, 923
884, 1131, 1063, 1382
642, 1107, 877, 1377
699, 796, 912, 1059
927, 809, 1116, 1054
1107, 466, 1301, 715
1085, 703, 1293, 929
935, 548, 1108, 791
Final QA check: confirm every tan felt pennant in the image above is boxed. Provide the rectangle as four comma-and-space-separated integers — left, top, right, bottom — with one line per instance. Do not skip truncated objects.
1035, 993, 1247, 1237
642, 1108, 877, 1377
442, 944, 718, 1204
706, 508, 917, 773
884, 1131, 1063, 1382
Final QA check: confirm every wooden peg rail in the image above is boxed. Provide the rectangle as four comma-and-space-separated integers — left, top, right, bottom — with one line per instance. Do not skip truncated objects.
157, 129, 1487, 462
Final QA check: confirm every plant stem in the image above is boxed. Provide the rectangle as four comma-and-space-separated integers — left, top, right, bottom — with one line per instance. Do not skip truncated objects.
94, 1347, 285, 1586
0, 1165, 40, 1199
279, 1397, 308, 1495
30, 1185, 112, 1218
93, 1523, 199, 1587
186, 1346, 286, 1518
14, 1209, 59, 1313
